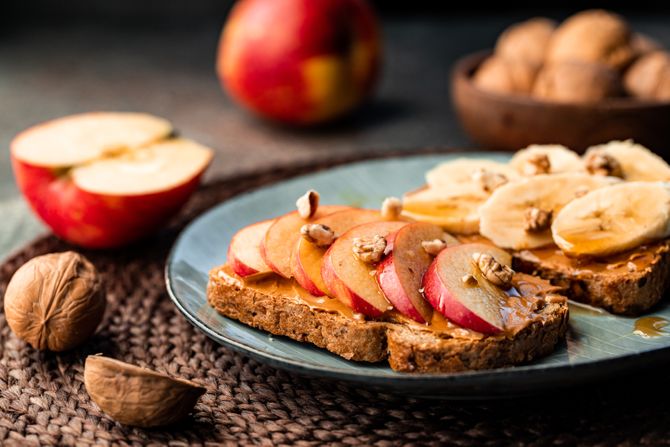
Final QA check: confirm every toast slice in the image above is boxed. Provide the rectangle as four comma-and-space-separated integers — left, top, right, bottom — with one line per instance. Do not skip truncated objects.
207, 267, 569, 373
513, 240, 670, 315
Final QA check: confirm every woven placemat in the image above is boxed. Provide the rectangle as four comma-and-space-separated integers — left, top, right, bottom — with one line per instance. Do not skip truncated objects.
1, 150, 670, 446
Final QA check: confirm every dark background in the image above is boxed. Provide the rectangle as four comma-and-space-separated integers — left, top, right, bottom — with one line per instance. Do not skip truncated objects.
1, 1, 670, 201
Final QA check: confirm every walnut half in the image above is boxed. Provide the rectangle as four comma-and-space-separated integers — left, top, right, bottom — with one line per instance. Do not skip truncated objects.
584, 151, 624, 178
353, 235, 387, 264
300, 224, 336, 247
524, 207, 553, 232
296, 190, 320, 219
472, 252, 514, 289
471, 168, 509, 193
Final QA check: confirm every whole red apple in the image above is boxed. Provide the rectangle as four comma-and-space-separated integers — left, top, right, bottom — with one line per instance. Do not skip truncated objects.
217, 0, 381, 125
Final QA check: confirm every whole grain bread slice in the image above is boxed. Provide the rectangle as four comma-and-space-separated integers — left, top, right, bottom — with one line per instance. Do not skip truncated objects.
207, 269, 569, 373
513, 240, 670, 315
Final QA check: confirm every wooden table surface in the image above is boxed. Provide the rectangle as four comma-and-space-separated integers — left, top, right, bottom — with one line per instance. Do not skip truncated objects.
2, 15, 669, 258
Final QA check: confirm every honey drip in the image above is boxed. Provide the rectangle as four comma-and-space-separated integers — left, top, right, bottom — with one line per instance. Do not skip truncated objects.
633, 316, 670, 338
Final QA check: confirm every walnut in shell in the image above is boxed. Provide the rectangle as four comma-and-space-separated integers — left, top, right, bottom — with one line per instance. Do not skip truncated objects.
473, 55, 539, 95
624, 51, 670, 100
84, 355, 206, 427
3, 251, 106, 351
533, 61, 622, 103
546, 10, 635, 70
495, 17, 556, 66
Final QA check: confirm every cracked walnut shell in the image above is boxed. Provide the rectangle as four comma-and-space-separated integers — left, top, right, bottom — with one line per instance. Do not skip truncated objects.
4, 251, 106, 351
84, 355, 206, 427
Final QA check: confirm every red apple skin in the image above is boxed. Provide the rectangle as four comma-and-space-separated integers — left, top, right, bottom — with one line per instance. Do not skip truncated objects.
217, 0, 381, 125
376, 255, 427, 324
422, 258, 502, 335
292, 251, 326, 296
227, 244, 260, 277
11, 156, 205, 249
321, 250, 383, 317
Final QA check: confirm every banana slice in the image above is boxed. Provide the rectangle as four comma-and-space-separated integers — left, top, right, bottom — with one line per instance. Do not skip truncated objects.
479, 173, 619, 249
510, 144, 584, 176
584, 140, 670, 181
552, 182, 670, 258
403, 186, 486, 234
425, 158, 518, 187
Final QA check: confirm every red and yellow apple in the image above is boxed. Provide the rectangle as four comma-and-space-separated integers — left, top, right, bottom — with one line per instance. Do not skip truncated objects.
228, 220, 274, 277
377, 223, 458, 324
10, 112, 213, 249
291, 208, 380, 295
217, 0, 381, 125
422, 243, 512, 335
322, 220, 406, 317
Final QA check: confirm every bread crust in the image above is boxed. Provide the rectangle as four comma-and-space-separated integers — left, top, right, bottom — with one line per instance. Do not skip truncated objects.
207, 272, 569, 372
513, 241, 670, 315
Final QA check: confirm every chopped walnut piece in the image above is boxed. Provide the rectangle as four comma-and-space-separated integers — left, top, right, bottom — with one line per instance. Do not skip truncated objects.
472, 252, 514, 288
471, 168, 509, 193
522, 153, 551, 176
381, 196, 403, 220
584, 151, 624, 178
461, 274, 478, 286
300, 224, 336, 247
524, 207, 553, 232
296, 190, 320, 219
352, 235, 387, 264
532, 298, 547, 312
421, 239, 448, 256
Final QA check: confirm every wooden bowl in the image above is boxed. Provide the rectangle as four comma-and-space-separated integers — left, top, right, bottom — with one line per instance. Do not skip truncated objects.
451, 51, 670, 154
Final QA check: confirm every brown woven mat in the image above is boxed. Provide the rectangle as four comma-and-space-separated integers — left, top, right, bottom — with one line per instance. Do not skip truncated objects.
2, 150, 670, 446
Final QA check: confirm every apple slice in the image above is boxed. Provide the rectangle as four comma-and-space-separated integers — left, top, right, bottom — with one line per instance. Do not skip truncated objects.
228, 220, 274, 277
292, 208, 380, 296
12, 116, 212, 249
422, 243, 512, 335
322, 221, 407, 317
377, 222, 459, 323
261, 205, 348, 278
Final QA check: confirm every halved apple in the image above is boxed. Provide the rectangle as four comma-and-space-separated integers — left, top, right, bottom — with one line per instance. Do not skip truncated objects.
11, 113, 212, 249
422, 243, 512, 335
291, 208, 380, 296
322, 220, 407, 317
377, 222, 458, 323
261, 205, 347, 278
228, 220, 274, 277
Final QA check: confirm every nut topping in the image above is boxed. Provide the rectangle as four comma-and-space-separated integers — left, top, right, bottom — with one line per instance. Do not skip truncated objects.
584, 151, 624, 178
461, 274, 478, 286
471, 168, 508, 192
627, 261, 637, 272
422, 239, 448, 256
296, 189, 320, 219
522, 153, 551, 176
300, 224, 336, 247
472, 252, 514, 288
352, 235, 387, 264
381, 196, 403, 220
524, 207, 553, 232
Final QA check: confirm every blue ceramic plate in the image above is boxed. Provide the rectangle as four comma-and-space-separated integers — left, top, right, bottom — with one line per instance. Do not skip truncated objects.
166, 153, 670, 398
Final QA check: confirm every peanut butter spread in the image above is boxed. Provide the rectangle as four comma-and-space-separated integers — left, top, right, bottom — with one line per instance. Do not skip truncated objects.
215, 265, 561, 338
458, 234, 670, 276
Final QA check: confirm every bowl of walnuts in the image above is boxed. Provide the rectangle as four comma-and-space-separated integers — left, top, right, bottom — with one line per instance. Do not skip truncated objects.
452, 9, 670, 153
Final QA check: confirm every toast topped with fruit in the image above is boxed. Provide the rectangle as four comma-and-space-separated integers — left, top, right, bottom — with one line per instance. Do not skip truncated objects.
405, 141, 670, 315
208, 192, 569, 373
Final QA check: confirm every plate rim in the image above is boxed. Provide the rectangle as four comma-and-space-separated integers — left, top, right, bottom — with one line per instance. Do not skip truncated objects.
165, 152, 670, 394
